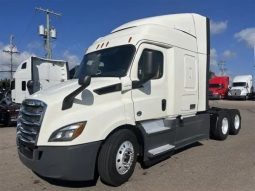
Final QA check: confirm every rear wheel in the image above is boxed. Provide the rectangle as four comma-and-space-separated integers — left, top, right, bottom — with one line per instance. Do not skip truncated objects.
98, 129, 138, 186
229, 110, 241, 135
211, 110, 230, 140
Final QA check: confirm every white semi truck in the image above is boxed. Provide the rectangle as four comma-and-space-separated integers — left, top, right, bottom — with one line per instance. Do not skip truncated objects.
12, 56, 69, 104
17, 13, 241, 186
228, 75, 253, 100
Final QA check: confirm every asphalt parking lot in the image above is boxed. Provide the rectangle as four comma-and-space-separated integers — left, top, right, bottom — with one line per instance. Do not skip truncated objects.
0, 100, 254, 191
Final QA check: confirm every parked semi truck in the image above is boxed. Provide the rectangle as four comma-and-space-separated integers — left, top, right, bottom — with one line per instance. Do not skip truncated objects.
209, 76, 229, 99
0, 89, 19, 126
17, 13, 241, 186
12, 56, 69, 104
228, 75, 253, 100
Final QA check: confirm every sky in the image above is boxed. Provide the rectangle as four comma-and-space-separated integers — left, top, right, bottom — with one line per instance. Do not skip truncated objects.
0, 0, 254, 81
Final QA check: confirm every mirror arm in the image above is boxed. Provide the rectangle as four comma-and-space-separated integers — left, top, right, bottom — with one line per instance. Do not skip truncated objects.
62, 84, 87, 110
132, 80, 143, 89
62, 76, 91, 110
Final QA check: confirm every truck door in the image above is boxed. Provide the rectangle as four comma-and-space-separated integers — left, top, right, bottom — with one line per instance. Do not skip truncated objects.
32, 61, 50, 92
131, 44, 167, 121
48, 61, 68, 86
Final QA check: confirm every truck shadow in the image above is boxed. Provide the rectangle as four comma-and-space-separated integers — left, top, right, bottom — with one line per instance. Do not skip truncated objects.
174, 142, 203, 154
139, 142, 203, 169
35, 173, 99, 188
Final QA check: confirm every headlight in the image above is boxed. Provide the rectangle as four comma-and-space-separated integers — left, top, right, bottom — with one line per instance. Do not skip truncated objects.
49, 122, 86, 142
240, 90, 247, 95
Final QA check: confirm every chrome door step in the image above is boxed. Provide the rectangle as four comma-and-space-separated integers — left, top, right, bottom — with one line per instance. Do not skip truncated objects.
141, 119, 170, 134
148, 144, 175, 156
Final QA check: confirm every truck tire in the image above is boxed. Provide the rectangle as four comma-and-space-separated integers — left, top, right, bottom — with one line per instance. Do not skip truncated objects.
212, 110, 230, 140
229, 110, 241, 135
98, 129, 138, 186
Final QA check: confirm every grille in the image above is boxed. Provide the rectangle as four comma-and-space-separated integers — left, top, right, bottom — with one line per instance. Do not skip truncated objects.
17, 99, 46, 158
230, 89, 241, 96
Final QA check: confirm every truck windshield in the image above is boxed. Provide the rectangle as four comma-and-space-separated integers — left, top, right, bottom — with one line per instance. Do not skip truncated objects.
209, 84, 223, 88
74, 45, 135, 78
232, 82, 246, 87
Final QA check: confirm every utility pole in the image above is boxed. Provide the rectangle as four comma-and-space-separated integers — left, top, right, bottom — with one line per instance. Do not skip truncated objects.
3, 35, 19, 80
36, 7, 61, 59
218, 60, 227, 76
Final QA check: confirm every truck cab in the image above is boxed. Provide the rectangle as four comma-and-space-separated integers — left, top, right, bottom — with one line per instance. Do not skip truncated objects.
228, 75, 253, 100
11, 56, 69, 104
17, 14, 241, 186
209, 76, 229, 99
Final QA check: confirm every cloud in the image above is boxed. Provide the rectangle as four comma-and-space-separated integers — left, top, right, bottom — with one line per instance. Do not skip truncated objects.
234, 28, 255, 47
0, 43, 35, 79
62, 50, 80, 69
210, 20, 228, 35
210, 48, 237, 77
210, 48, 218, 66
27, 41, 42, 51
222, 50, 236, 59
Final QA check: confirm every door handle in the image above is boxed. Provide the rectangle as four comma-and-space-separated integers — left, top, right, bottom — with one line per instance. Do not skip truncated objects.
162, 99, 166, 111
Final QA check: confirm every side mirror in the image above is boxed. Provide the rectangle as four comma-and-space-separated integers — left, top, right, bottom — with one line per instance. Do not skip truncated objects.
141, 50, 157, 82
132, 50, 159, 89
62, 75, 91, 110
78, 75, 91, 87
27, 80, 34, 95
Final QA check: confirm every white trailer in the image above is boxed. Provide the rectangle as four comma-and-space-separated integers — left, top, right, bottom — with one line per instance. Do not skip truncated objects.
228, 75, 253, 100
11, 56, 69, 103
17, 14, 241, 186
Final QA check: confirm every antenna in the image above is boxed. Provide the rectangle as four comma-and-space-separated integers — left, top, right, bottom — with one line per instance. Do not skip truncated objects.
35, 7, 61, 59
2, 35, 20, 79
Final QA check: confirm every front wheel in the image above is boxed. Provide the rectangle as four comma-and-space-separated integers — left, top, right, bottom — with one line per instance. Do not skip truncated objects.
98, 129, 138, 186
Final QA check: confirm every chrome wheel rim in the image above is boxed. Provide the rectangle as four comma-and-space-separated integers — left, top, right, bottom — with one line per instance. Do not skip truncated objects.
234, 115, 240, 130
116, 141, 134, 175
221, 117, 229, 135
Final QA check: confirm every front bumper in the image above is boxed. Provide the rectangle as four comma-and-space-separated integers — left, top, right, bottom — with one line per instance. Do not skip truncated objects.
18, 140, 102, 181
209, 94, 221, 99
228, 95, 246, 99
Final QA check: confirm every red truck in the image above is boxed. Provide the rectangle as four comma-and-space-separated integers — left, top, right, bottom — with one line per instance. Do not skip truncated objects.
209, 76, 229, 99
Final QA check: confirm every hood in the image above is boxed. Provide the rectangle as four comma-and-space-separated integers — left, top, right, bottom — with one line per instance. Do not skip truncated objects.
29, 77, 121, 103
230, 86, 246, 90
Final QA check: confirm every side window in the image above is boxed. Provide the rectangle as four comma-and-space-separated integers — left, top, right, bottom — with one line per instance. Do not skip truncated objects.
22, 81, 26, 91
21, 62, 27, 69
138, 49, 163, 80
11, 80, 15, 90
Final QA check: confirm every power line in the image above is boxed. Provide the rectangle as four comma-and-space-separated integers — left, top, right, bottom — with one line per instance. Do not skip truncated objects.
35, 7, 61, 59
2, 35, 20, 79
